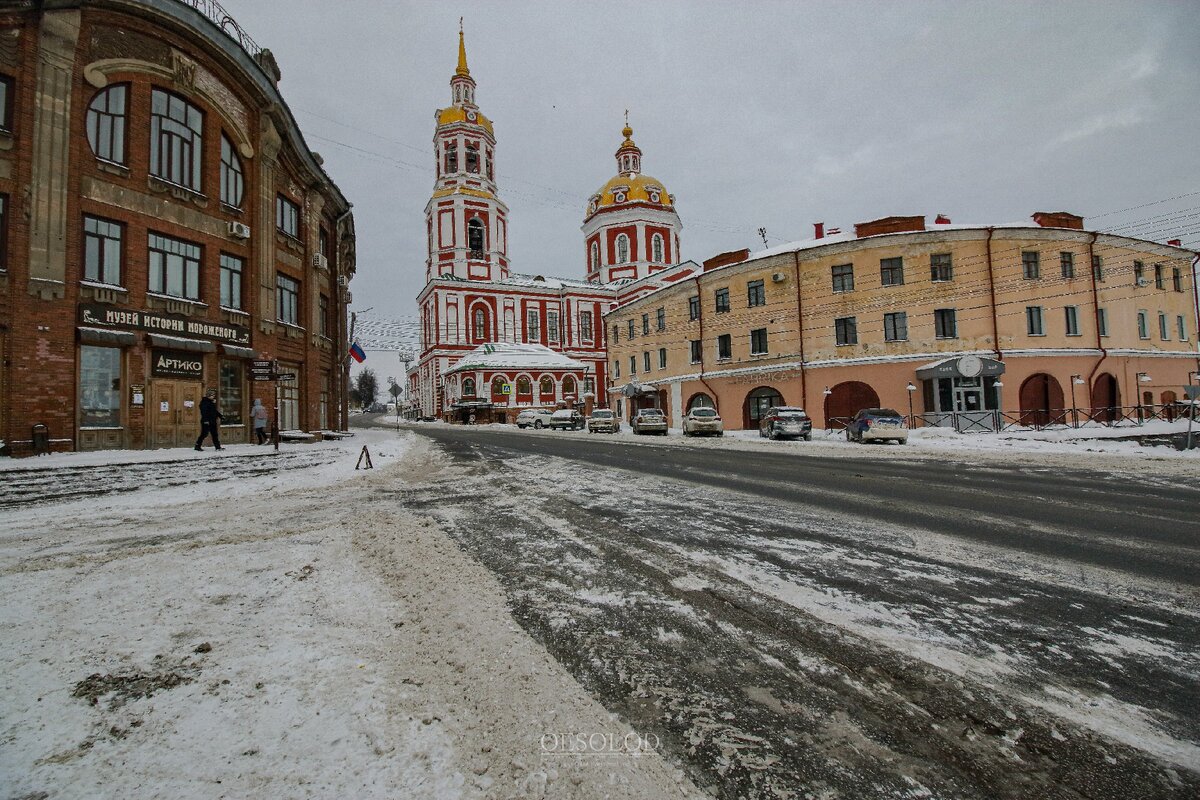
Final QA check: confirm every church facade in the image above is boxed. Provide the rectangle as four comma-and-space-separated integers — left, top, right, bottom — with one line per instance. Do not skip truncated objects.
407, 32, 695, 421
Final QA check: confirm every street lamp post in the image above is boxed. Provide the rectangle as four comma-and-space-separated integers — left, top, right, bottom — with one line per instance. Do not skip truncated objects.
906, 382, 916, 429
1070, 375, 1085, 427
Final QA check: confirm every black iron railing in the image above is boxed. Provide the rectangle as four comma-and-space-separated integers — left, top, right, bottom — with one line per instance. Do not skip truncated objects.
178, 0, 263, 59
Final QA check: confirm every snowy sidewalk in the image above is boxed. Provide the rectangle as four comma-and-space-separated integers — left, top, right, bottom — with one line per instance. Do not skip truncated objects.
0, 429, 701, 799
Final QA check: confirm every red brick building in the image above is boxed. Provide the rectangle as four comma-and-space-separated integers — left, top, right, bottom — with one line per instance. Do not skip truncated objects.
0, 0, 355, 455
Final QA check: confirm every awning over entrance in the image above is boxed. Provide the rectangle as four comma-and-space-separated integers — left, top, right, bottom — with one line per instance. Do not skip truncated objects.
146, 334, 217, 353
78, 326, 137, 346
613, 382, 658, 398
220, 344, 257, 359
916, 355, 1005, 380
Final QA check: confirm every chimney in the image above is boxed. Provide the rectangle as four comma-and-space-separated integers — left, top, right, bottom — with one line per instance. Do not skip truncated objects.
703, 248, 750, 272
854, 215, 925, 238
934, 214, 951, 225
1167, 239, 1182, 247
813, 222, 825, 240
1032, 211, 1084, 230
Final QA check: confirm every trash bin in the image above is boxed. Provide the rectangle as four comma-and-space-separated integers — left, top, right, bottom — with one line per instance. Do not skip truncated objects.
31, 423, 50, 456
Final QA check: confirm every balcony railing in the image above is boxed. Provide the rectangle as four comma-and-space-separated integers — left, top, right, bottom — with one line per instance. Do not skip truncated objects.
178, 0, 263, 59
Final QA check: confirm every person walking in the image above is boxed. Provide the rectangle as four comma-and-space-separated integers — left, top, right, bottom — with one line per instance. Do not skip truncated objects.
251, 398, 269, 445
195, 390, 224, 451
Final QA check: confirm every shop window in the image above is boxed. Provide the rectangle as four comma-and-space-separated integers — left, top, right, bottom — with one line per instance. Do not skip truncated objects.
835, 316, 857, 346
80, 346, 121, 428
750, 328, 768, 354
831, 263, 854, 292
276, 194, 300, 238
220, 135, 244, 209
86, 84, 127, 164
880, 257, 904, 286
150, 88, 203, 191
148, 232, 201, 299
277, 273, 300, 325
220, 253, 243, 309
84, 216, 123, 285
715, 287, 730, 313
219, 361, 244, 425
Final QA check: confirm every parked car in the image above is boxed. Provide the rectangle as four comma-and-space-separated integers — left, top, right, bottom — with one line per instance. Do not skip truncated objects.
631, 408, 669, 435
516, 409, 555, 429
587, 409, 621, 434
759, 407, 812, 440
682, 407, 723, 437
847, 408, 909, 444
549, 409, 585, 431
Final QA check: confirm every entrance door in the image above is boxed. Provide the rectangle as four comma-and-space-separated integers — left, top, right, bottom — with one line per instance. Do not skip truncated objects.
952, 377, 995, 432
150, 380, 202, 448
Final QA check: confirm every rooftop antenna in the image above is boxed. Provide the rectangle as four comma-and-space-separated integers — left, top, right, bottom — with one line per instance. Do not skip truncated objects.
758, 227, 769, 248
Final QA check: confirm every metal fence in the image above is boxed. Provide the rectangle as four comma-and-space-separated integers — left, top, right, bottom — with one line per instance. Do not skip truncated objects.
178, 0, 263, 59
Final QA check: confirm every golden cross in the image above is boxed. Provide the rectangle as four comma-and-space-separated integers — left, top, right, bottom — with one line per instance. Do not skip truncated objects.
624, 109, 629, 126
459, 16, 463, 32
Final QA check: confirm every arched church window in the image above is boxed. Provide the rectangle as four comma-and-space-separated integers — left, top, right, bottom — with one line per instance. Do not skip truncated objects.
562, 375, 577, 396
539, 376, 554, 396
652, 234, 664, 263
590, 242, 600, 272
87, 84, 127, 164
445, 142, 457, 173
616, 234, 630, 264
462, 377, 476, 397
516, 376, 532, 395
466, 142, 479, 173
473, 307, 488, 341
468, 218, 485, 258
486, 148, 493, 180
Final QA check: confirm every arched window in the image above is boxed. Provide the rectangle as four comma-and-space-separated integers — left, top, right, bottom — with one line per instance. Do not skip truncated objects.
445, 142, 457, 173
446, 304, 459, 344
86, 84, 127, 164
616, 234, 630, 264
590, 242, 600, 272
563, 375, 577, 396
150, 88, 203, 191
687, 393, 715, 412
516, 376, 532, 396
472, 307, 488, 341
744, 386, 785, 428
468, 218, 485, 258
462, 377, 476, 397
466, 142, 479, 173
652, 233, 664, 263
539, 375, 555, 396
220, 134, 244, 208
491, 375, 507, 399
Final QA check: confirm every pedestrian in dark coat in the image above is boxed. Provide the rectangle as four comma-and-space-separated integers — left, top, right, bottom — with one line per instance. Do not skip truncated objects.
195, 390, 224, 451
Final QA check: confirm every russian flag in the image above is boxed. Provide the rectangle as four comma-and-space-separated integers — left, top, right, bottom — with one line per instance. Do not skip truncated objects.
349, 342, 366, 363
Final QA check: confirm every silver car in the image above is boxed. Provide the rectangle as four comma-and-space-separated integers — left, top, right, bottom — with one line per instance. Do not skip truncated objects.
587, 409, 621, 433
631, 408, 668, 435
682, 407, 723, 437
847, 408, 909, 444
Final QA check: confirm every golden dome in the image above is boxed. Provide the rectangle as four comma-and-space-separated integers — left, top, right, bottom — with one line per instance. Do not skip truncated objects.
590, 173, 673, 213
436, 105, 494, 136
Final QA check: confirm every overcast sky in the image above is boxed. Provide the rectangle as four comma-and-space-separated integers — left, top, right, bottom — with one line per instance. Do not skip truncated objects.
219, 0, 1200, 329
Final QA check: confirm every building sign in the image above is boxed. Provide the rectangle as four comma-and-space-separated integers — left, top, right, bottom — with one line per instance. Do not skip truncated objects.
151, 348, 205, 378
730, 369, 801, 386
79, 304, 250, 345
916, 356, 1005, 380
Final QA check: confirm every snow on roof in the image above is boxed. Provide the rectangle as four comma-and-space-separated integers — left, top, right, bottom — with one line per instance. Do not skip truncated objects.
501, 272, 614, 292
444, 342, 587, 374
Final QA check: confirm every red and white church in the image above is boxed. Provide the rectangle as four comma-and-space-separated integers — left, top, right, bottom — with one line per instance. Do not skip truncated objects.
407, 31, 696, 421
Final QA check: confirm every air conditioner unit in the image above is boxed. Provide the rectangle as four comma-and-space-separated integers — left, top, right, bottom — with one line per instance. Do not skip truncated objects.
313, 254, 329, 270
1135, 277, 1150, 287
337, 275, 350, 287
344, 290, 353, 304
771, 272, 787, 283
227, 221, 251, 239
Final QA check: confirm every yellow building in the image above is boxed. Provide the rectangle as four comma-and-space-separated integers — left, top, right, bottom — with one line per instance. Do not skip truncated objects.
604, 213, 1198, 431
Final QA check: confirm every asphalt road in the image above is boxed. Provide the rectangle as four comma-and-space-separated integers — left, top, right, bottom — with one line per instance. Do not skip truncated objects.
414, 424, 1200, 588
399, 423, 1200, 798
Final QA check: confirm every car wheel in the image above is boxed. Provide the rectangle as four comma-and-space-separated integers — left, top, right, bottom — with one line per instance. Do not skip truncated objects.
803, 433, 812, 441
533, 420, 543, 429
768, 427, 778, 441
